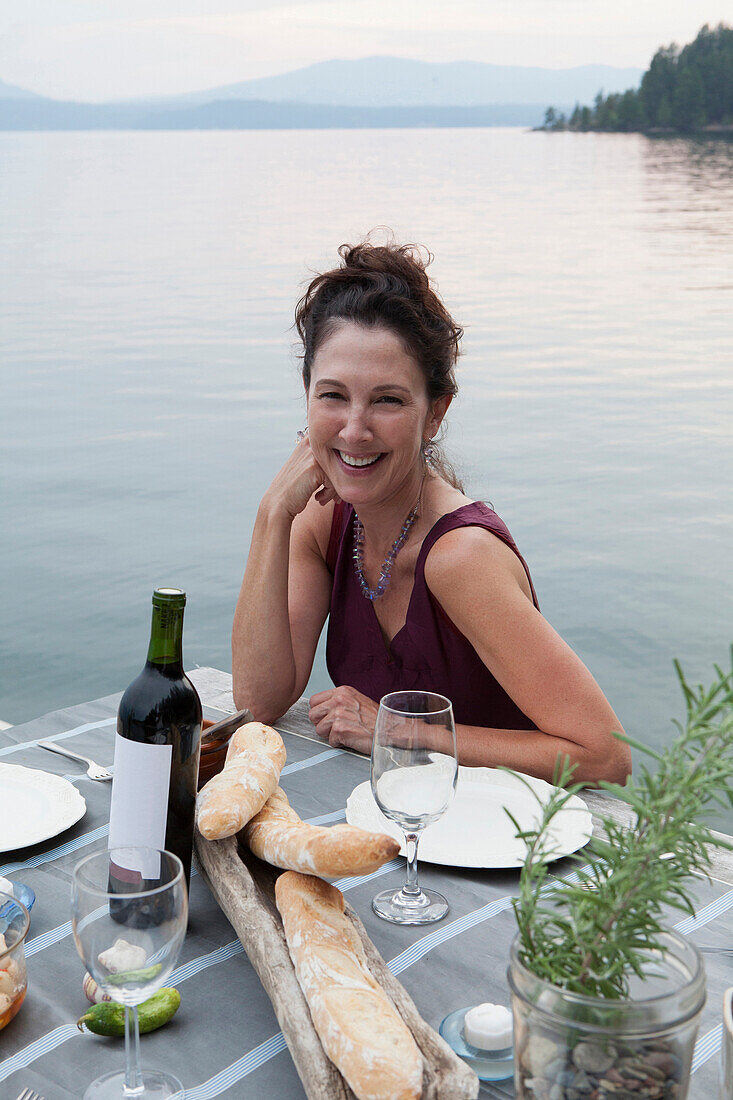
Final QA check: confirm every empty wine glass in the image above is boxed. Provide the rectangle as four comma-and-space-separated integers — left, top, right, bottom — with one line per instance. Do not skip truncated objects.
71, 847, 188, 1099
371, 690, 458, 924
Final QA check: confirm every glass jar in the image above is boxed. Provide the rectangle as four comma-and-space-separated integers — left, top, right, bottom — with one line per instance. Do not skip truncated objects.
0, 889, 30, 1031
722, 986, 733, 1100
508, 930, 705, 1100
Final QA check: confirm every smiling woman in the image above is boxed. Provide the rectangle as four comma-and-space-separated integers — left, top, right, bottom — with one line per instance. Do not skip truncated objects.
231, 239, 631, 787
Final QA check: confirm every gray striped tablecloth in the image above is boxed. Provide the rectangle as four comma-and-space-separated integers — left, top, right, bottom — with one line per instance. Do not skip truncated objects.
1, 690, 731, 1099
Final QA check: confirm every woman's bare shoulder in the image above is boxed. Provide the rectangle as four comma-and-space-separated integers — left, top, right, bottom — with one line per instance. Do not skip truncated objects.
420, 477, 522, 583
424, 519, 532, 600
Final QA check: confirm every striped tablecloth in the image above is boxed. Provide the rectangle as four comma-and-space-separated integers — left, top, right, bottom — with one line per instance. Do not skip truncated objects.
1, 671, 731, 1099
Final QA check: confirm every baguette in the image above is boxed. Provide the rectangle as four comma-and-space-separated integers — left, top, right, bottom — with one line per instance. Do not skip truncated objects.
275, 872, 423, 1100
197, 722, 286, 840
244, 786, 400, 877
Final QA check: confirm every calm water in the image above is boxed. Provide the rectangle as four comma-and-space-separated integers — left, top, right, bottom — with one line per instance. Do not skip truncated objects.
1, 129, 731, 823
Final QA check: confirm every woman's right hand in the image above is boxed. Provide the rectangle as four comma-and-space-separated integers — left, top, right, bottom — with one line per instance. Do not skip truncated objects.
263, 433, 340, 520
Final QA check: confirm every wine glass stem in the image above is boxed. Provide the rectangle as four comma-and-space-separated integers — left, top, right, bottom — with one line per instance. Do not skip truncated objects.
124, 1004, 144, 1096
403, 832, 421, 897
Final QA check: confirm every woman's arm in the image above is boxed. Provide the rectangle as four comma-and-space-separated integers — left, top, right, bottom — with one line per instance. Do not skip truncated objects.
232, 439, 335, 723
423, 527, 631, 785
307, 529, 631, 787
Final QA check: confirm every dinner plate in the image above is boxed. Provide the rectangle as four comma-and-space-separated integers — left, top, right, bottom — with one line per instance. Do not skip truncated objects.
346, 767, 592, 868
0, 762, 87, 853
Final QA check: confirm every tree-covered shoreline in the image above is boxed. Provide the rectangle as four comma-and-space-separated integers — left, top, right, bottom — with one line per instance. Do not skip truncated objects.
540, 23, 733, 134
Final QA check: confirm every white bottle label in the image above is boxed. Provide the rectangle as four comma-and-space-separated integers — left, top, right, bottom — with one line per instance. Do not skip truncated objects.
108, 733, 173, 876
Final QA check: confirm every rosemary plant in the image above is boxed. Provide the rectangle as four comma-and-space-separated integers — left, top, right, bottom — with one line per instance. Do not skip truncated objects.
510, 653, 733, 998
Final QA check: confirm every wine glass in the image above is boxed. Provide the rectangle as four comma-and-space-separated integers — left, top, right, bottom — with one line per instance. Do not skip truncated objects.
71, 847, 188, 1099
371, 691, 458, 924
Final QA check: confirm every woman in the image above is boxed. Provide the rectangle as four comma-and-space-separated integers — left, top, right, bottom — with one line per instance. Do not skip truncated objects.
232, 241, 631, 786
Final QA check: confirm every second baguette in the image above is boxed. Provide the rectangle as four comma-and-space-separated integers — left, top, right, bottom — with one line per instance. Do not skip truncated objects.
244, 787, 400, 877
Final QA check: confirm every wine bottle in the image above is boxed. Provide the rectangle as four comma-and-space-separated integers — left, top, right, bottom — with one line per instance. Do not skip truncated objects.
108, 588, 202, 903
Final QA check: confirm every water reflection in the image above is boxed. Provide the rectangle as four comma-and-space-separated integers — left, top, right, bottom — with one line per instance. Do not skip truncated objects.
642, 135, 733, 230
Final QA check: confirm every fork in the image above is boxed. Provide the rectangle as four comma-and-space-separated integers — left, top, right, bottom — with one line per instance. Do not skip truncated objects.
36, 740, 112, 781
15, 1089, 45, 1100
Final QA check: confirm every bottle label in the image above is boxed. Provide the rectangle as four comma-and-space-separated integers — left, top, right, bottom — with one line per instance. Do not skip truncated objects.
108, 733, 173, 876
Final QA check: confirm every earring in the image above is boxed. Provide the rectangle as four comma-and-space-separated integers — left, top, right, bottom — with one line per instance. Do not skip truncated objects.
422, 438, 437, 463
295, 426, 309, 443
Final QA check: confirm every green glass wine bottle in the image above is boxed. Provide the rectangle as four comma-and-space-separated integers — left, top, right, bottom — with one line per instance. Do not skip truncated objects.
109, 588, 202, 895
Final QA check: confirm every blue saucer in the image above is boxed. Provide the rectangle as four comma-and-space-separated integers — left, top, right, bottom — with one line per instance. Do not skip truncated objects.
439, 1007, 514, 1082
9, 882, 35, 913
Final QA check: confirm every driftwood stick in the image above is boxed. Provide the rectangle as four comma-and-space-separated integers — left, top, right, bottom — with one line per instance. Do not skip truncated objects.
194, 828, 479, 1099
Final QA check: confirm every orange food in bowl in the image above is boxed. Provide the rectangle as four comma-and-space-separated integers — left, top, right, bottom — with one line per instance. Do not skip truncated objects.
197, 719, 232, 790
0, 891, 30, 1032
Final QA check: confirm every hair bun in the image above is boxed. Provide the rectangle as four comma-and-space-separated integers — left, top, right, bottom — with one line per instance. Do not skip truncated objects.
336, 240, 433, 295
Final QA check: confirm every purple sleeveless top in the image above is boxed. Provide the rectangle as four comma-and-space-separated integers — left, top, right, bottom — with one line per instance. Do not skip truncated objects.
325, 501, 539, 730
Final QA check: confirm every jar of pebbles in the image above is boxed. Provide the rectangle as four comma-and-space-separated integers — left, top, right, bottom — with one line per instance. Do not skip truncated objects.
508, 930, 705, 1100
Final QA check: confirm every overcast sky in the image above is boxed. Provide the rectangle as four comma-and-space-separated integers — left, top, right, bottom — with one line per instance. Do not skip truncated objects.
0, 1, 728, 101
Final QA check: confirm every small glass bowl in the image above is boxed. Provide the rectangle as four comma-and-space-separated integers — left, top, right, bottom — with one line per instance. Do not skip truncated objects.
197, 719, 233, 790
0, 889, 30, 1031
439, 1006, 514, 1082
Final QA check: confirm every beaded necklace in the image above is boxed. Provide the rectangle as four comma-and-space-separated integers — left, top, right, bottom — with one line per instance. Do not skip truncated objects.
352, 482, 423, 601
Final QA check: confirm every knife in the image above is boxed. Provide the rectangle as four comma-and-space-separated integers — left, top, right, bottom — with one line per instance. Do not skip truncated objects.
200, 708, 253, 745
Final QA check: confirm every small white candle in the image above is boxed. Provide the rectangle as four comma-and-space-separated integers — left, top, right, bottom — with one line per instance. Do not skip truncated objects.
463, 1003, 513, 1051
0, 874, 13, 895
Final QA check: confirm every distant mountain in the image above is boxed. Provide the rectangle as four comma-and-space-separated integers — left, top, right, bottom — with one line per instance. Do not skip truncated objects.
0, 98, 551, 131
0, 55, 645, 131
0, 78, 43, 100
132, 57, 643, 110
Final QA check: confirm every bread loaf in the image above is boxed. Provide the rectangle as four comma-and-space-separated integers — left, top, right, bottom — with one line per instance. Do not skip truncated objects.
197, 722, 286, 840
244, 786, 400, 877
275, 872, 423, 1100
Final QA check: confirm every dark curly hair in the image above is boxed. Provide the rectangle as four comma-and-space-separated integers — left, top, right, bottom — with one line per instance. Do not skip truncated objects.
295, 239, 464, 486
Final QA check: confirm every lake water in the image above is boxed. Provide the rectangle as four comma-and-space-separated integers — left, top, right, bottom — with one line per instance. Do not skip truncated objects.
1, 129, 731, 825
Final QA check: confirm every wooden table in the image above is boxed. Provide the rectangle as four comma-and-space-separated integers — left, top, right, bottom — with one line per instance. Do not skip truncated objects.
0, 667, 731, 1100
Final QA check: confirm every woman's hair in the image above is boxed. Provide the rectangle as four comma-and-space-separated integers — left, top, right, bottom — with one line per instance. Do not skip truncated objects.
295, 238, 464, 488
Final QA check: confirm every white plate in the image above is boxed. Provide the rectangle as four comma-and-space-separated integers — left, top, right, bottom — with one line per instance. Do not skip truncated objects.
0, 763, 87, 852
346, 767, 592, 868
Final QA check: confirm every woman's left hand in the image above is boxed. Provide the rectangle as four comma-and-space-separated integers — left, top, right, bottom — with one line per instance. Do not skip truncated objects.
308, 686, 378, 753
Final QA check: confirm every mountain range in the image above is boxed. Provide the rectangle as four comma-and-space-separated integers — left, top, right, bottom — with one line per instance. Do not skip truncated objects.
0, 57, 643, 131
131, 57, 643, 109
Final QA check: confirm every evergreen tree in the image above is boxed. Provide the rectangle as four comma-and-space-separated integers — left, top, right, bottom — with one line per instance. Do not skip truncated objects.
674, 67, 705, 131
617, 89, 641, 131
656, 94, 673, 129
640, 44, 679, 126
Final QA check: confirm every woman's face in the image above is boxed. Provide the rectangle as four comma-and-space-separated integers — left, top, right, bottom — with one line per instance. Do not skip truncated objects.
307, 322, 448, 510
